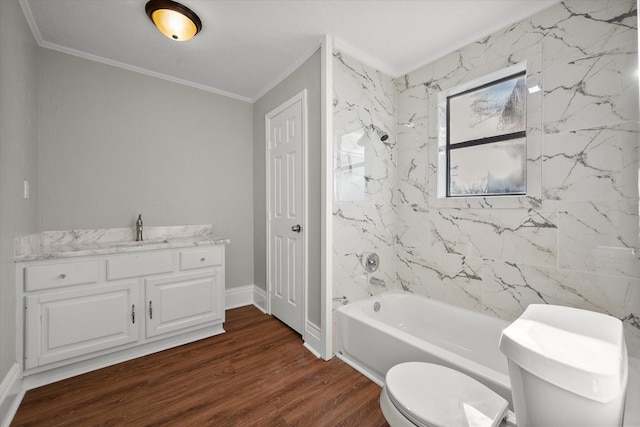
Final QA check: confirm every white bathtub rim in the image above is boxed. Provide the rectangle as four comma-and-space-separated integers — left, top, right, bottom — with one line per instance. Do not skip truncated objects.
336, 290, 511, 398
339, 290, 502, 324
337, 291, 511, 387
338, 308, 511, 390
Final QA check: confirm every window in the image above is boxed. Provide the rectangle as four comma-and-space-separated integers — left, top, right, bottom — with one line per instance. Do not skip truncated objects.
445, 71, 527, 197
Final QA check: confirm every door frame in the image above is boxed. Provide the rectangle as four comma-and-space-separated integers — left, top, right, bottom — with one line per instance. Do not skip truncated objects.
265, 89, 308, 334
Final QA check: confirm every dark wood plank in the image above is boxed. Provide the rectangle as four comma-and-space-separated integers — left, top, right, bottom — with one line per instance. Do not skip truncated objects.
12, 306, 388, 426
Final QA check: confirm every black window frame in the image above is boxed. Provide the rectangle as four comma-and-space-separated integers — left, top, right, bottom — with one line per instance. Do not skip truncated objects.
446, 71, 527, 198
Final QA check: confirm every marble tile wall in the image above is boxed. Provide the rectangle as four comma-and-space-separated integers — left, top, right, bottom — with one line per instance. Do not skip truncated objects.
333, 0, 640, 358
395, 0, 640, 357
332, 51, 396, 308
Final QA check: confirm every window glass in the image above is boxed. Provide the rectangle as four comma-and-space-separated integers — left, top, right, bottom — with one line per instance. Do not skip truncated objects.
446, 72, 526, 197
449, 138, 526, 196
449, 75, 526, 144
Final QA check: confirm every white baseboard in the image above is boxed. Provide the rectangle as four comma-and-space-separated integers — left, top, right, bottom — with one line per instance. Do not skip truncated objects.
252, 286, 267, 313
303, 321, 324, 359
0, 363, 23, 427
0, 364, 19, 404
225, 285, 255, 310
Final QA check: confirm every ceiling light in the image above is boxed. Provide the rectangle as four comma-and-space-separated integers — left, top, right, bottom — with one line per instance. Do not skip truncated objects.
145, 0, 202, 41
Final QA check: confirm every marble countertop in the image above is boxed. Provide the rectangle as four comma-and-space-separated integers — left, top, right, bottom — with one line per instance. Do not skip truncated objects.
15, 225, 230, 262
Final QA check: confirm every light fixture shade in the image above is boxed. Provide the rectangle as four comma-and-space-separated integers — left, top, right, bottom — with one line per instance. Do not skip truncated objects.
145, 0, 202, 41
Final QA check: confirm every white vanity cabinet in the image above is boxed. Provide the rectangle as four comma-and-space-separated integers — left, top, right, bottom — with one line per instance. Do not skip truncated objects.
17, 244, 225, 378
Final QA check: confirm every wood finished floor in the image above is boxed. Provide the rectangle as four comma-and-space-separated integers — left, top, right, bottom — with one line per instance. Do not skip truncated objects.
12, 305, 388, 426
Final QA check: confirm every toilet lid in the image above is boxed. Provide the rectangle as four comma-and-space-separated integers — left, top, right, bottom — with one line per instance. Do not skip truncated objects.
385, 362, 508, 427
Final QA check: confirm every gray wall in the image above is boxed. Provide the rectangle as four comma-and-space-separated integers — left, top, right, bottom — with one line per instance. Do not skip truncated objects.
37, 50, 254, 289
0, 0, 39, 380
253, 50, 322, 327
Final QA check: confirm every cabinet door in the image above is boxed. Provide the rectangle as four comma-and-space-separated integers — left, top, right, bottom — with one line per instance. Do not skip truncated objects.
25, 282, 139, 370
145, 269, 223, 338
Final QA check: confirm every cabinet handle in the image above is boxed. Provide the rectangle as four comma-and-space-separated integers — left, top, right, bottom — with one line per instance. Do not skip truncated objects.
131, 304, 135, 324
201, 257, 206, 262
58, 273, 66, 279
149, 301, 153, 319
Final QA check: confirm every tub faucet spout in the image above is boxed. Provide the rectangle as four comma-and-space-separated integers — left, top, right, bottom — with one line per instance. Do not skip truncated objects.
136, 214, 143, 241
333, 296, 349, 306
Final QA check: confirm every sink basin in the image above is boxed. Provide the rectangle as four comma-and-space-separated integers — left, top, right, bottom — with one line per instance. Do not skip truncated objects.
112, 239, 169, 248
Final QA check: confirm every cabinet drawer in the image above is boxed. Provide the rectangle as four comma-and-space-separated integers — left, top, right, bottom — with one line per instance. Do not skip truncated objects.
24, 261, 99, 292
180, 246, 223, 271
106, 252, 174, 280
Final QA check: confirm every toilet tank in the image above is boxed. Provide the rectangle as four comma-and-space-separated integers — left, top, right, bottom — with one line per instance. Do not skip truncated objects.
499, 304, 628, 427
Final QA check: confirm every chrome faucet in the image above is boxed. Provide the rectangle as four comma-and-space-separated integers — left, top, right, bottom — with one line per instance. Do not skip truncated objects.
135, 214, 143, 241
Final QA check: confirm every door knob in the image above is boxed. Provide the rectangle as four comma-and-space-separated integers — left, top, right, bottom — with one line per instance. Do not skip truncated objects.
291, 224, 302, 233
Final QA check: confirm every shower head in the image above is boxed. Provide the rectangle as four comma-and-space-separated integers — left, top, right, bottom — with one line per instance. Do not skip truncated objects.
370, 124, 389, 143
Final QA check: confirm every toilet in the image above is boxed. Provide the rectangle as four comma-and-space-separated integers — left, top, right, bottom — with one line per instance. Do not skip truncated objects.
380, 304, 629, 427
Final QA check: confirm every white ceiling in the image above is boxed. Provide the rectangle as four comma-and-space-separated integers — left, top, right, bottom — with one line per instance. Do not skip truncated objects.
20, 0, 558, 102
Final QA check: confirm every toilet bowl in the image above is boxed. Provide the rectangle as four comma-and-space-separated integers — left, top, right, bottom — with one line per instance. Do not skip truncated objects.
380, 304, 628, 427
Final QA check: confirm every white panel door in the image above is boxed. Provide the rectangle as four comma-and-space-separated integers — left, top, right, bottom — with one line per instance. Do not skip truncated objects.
267, 92, 306, 334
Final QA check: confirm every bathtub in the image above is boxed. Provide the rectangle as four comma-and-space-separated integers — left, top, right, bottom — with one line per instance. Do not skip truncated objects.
336, 291, 513, 406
